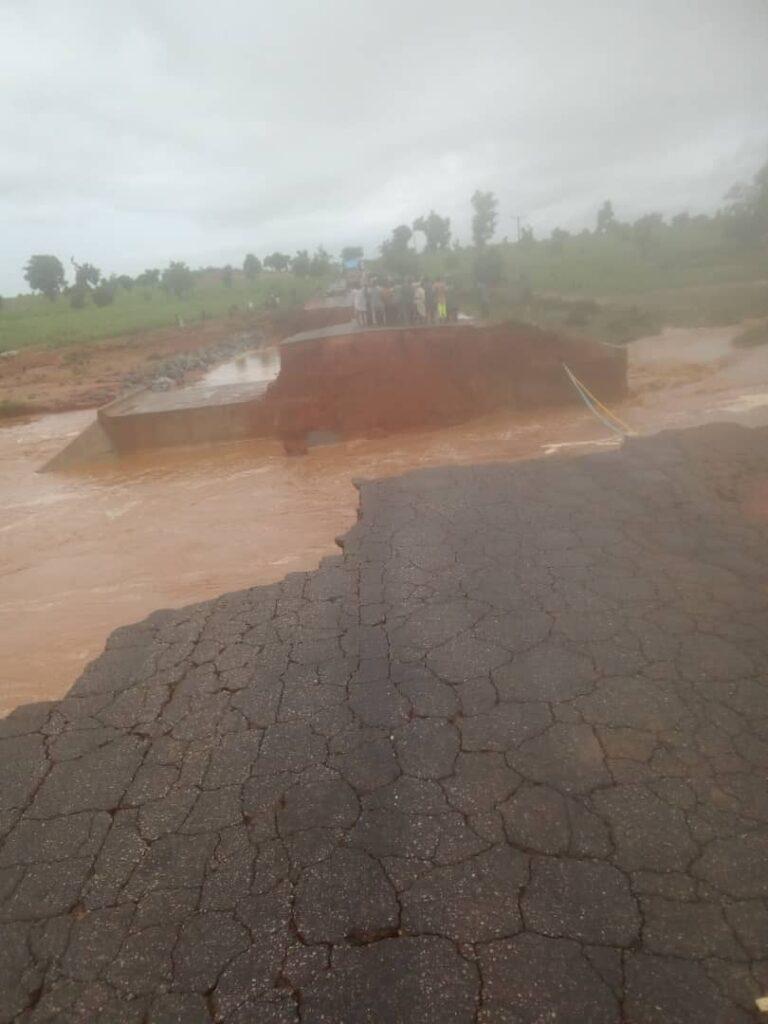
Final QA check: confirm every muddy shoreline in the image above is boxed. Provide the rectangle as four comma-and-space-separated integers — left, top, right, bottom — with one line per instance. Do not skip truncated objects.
0, 315, 272, 419
0, 302, 351, 419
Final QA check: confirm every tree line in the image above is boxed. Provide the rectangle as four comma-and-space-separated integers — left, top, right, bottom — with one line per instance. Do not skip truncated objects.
376, 190, 499, 280
21, 257, 194, 306
375, 157, 768, 285
18, 156, 768, 306
19, 247, 339, 308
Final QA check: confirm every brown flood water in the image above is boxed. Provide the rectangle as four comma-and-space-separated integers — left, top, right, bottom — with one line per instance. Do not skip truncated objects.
2, 325, 767, 716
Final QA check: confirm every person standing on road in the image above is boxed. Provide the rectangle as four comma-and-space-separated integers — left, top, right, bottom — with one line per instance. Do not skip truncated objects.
352, 285, 367, 327
424, 278, 437, 323
414, 281, 426, 322
434, 278, 447, 321
382, 280, 396, 325
364, 283, 373, 327
446, 279, 459, 322
398, 279, 413, 324
370, 281, 385, 326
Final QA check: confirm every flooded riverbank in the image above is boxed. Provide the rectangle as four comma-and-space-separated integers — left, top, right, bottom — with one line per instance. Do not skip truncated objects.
1, 324, 767, 715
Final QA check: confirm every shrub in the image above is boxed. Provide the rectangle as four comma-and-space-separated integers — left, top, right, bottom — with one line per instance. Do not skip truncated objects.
69, 287, 88, 309
93, 282, 116, 307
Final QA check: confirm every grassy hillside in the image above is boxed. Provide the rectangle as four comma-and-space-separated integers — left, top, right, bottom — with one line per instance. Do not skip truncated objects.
415, 227, 761, 292
0, 274, 322, 353
383, 222, 768, 342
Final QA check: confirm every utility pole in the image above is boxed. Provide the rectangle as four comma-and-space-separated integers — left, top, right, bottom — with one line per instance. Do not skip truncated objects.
510, 215, 527, 243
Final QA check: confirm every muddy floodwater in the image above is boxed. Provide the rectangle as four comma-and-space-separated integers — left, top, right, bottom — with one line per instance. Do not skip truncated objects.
201, 345, 281, 385
1, 326, 767, 715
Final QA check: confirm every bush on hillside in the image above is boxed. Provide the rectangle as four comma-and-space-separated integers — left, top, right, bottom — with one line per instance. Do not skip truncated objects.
93, 282, 116, 307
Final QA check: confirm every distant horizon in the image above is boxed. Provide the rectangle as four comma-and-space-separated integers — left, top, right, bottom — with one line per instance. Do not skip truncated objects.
6, 152, 766, 301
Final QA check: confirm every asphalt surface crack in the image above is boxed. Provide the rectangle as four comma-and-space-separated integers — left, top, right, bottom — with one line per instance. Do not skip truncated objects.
1, 422, 768, 1022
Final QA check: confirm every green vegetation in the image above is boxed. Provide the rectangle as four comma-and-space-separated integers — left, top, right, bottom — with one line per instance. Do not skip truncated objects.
471, 190, 499, 246
398, 232, 768, 343
380, 225, 419, 279
23, 255, 66, 301
366, 158, 768, 343
264, 253, 291, 272
4, 156, 767, 353
0, 272, 324, 353
243, 254, 262, 280
161, 261, 195, 298
366, 218, 768, 342
413, 211, 451, 252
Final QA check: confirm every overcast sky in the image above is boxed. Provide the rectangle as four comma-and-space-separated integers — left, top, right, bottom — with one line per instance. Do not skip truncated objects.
1, 0, 766, 294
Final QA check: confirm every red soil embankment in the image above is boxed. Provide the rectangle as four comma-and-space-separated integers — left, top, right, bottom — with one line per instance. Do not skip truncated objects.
263, 322, 626, 447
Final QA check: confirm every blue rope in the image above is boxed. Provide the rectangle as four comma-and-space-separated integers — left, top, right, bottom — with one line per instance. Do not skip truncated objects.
562, 364, 627, 437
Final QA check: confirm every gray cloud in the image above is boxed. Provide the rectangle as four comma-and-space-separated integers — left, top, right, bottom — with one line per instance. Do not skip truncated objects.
1, 0, 766, 292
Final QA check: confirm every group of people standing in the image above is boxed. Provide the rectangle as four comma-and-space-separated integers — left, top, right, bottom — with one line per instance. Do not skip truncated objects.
351, 278, 457, 328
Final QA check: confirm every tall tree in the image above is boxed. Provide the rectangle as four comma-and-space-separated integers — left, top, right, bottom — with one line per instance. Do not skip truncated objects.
92, 281, 116, 307
136, 268, 161, 287
264, 252, 291, 272
71, 259, 101, 290
413, 210, 451, 251
391, 225, 413, 249
161, 261, 194, 298
724, 159, 768, 243
549, 227, 570, 254
243, 254, 262, 280
596, 200, 616, 234
23, 255, 65, 301
310, 246, 332, 276
471, 191, 498, 246
380, 225, 417, 277
291, 250, 311, 276
632, 212, 664, 257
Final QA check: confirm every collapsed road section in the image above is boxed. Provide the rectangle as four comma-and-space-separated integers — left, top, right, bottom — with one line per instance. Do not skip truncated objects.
263, 320, 626, 452
51, 320, 627, 463
2, 422, 767, 1022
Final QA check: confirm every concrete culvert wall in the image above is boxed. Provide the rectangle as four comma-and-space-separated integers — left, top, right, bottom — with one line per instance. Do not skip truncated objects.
76, 320, 626, 459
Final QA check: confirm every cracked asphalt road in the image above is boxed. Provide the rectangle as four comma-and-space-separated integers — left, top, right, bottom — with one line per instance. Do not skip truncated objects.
1, 422, 768, 1023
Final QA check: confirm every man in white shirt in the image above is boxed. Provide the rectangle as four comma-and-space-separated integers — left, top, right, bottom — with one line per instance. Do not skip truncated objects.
352, 286, 368, 327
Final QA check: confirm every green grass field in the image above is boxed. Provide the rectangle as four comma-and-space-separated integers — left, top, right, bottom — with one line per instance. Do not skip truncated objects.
0, 274, 323, 353
410, 228, 768, 342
